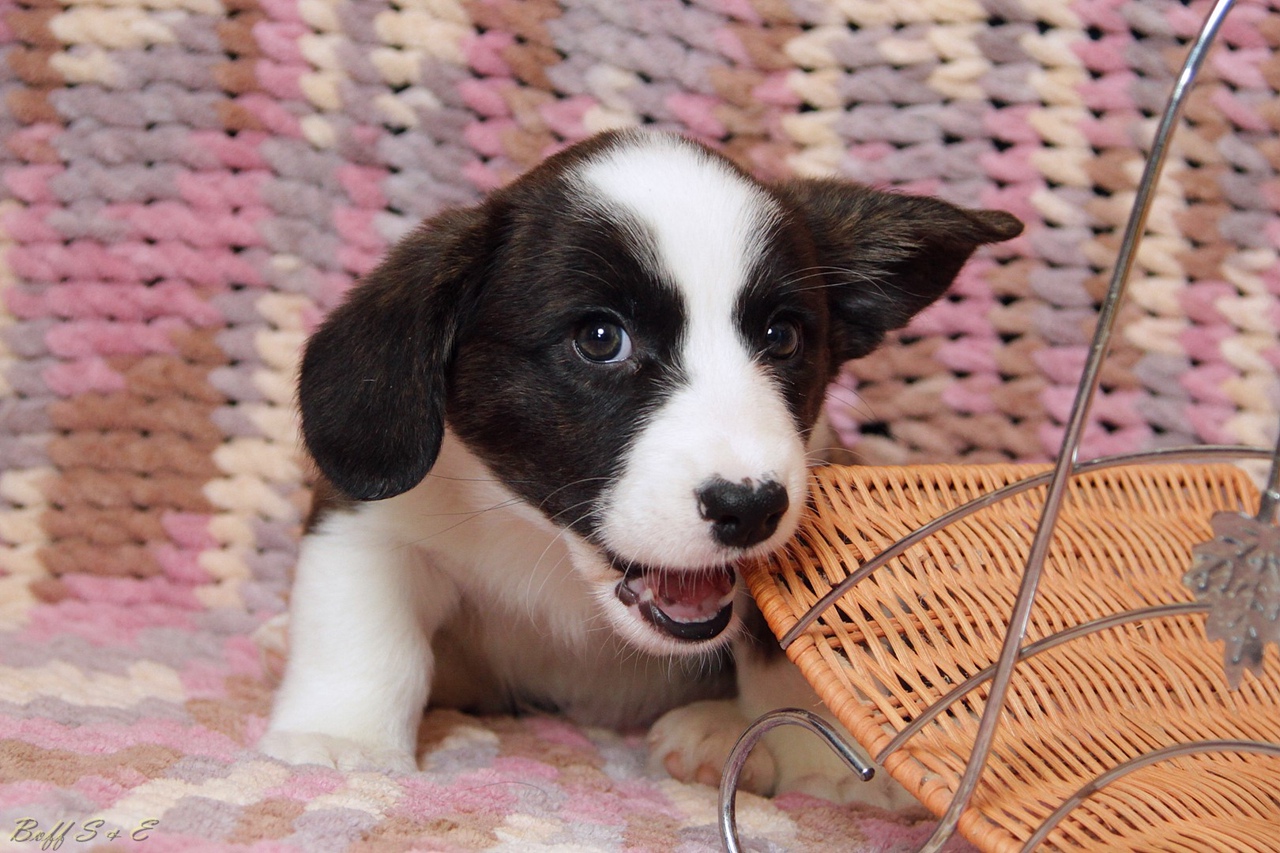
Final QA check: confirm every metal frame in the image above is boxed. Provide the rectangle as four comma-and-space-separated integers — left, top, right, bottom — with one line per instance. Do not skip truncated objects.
719, 1, 1280, 850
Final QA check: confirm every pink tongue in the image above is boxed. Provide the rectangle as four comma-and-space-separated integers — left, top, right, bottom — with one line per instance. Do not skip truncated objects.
649, 569, 733, 621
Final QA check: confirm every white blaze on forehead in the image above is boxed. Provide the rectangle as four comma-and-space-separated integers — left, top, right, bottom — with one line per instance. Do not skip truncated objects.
574, 135, 780, 335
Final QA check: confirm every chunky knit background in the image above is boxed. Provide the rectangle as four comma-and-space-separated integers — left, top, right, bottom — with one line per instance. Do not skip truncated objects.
2, 0, 1278, 850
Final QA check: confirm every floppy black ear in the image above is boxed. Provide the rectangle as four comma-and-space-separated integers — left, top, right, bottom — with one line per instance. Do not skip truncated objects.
299, 206, 491, 501
776, 179, 1023, 362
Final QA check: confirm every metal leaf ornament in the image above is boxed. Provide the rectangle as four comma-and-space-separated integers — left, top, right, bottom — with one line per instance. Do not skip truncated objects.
1184, 436, 1280, 689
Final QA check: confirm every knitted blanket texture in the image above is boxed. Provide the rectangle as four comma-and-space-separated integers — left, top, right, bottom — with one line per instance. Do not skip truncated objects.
1, 0, 1278, 850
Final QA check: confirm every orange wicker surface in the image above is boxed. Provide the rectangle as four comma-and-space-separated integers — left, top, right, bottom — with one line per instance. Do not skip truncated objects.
743, 463, 1280, 853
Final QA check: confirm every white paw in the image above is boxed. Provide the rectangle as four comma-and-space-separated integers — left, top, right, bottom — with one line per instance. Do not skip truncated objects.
647, 699, 777, 795
259, 729, 418, 773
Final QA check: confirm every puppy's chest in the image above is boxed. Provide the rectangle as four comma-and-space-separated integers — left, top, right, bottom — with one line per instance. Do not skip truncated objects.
429, 598, 730, 728
421, 538, 732, 728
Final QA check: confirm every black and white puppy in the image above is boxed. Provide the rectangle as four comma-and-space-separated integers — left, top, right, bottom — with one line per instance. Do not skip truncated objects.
260, 130, 1021, 806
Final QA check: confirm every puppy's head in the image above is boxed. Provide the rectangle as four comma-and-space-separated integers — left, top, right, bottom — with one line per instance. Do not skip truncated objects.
300, 131, 1022, 655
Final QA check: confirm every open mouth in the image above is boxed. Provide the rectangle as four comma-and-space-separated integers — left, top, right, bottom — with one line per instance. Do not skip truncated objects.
613, 562, 737, 642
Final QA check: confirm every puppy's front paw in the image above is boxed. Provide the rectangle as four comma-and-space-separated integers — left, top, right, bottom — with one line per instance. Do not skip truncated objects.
647, 699, 776, 795
259, 730, 418, 773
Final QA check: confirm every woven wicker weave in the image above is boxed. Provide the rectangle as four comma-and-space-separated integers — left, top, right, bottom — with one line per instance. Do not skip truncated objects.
743, 462, 1280, 853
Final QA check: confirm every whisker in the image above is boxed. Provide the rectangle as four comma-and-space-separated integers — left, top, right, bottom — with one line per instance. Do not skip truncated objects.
804, 444, 852, 460
537, 477, 612, 515
775, 264, 898, 300
824, 383, 879, 423
423, 472, 504, 484
529, 504, 595, 578
396, 497, 526, 549
525, 546, 577, 635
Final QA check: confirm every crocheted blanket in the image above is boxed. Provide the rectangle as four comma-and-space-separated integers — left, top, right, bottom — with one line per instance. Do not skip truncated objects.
2, 0, 1276, 850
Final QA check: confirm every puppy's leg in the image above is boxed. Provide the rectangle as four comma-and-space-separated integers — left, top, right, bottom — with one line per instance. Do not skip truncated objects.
260, 510, 455, 772
735, 648, 917, 809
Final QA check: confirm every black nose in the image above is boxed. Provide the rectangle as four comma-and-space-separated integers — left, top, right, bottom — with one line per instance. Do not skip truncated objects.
696, 478, 790, 549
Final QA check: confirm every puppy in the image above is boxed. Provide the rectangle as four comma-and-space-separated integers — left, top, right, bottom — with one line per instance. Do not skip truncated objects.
260, 130, 1022, 806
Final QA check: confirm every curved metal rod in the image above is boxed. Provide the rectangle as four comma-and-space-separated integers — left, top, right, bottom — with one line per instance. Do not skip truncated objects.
780, 443, 1270, 651
1021, 740, 1280, 851
1254, 425, 1280, 523
719, 708, 874, 853
915, 2, 1238, 850
876, 602, 1208, 763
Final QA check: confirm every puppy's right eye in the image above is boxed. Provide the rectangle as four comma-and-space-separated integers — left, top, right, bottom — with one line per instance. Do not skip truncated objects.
574, 319, 633, 364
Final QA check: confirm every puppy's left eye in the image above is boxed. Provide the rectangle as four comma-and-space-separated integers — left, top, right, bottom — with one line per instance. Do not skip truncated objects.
763, 318, 802, 361
574, 318, 633, 364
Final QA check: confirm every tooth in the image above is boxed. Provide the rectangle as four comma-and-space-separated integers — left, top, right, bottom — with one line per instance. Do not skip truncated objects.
616, 580, 640, 607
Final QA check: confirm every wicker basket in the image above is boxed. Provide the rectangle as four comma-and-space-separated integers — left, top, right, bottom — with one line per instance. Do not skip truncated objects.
743, 462, 1280, 852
